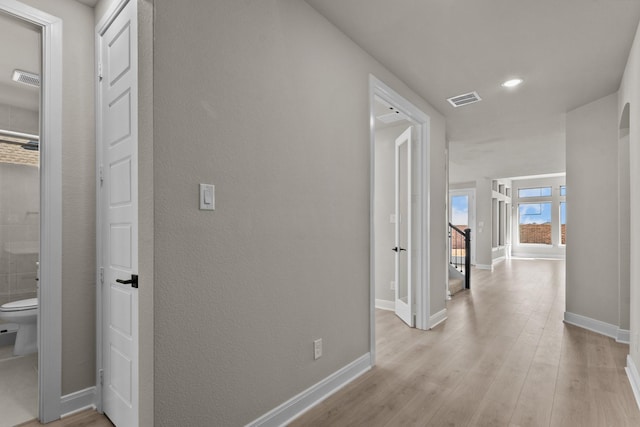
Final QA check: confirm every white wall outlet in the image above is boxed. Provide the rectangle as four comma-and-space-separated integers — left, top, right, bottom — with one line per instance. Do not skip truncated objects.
390, 281, 396, 290
314, 338, 322, 360
390, 214, 396, 223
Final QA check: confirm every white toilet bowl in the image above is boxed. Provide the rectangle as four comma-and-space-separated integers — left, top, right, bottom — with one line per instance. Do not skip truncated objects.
0, 298, 38, 356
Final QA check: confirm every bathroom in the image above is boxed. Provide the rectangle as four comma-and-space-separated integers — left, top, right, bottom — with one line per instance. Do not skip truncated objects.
0, 10, 41, 425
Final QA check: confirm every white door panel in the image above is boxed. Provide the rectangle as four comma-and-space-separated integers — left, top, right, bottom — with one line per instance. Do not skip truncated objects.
99, 1, 138, 426
394, 127, 413, 327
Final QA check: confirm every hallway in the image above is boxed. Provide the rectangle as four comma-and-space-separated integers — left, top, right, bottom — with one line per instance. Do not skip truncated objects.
291, 259, 640, 426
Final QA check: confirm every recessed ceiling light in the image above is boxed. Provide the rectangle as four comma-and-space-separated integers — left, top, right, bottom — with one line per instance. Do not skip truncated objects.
502, 78, 523, 88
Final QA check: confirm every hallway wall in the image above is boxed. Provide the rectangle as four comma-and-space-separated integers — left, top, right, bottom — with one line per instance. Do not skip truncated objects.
566, 93, 620, 328
152, 0, 446, 424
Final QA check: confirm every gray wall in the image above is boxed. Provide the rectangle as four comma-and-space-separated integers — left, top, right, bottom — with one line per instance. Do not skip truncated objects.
152, 0, 445, 425
566, 93, 619, 326
20, 0, 96, 396
0, 163, 39, 306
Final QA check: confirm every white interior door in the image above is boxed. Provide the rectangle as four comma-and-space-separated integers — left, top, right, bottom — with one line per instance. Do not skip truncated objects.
394, 127, 413, 326
99, 1, 138, 425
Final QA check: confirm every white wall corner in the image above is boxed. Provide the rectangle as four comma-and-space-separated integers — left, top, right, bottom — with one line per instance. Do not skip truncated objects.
563, 311, 618, 339
246, 354, 371, 427
429, 308, 447, 329
375, 299, 394, 311
625, 355, 640, 411
617, 329, 631, 344
476, 264, 493, 271
60, 387, 96, 418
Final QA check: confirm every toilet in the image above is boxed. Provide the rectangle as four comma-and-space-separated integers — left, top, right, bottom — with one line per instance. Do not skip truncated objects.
0, 298, 38, 356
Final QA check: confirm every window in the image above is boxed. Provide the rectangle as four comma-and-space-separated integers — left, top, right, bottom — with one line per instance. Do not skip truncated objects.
518, 186, 552, 198
519, 202, 552, 244
560, 202, 566, 245
560, 185, 566, 196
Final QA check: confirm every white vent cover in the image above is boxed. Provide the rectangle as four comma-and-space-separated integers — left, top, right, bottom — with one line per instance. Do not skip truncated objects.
12, 70, 40, 88
447, 91, 481, 108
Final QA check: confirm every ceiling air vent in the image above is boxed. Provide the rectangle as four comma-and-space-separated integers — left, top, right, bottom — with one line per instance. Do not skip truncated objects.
447, 91, 481, 108
12, 69, 40, 88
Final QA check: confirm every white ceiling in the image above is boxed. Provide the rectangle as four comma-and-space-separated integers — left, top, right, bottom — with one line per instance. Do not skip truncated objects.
306, 0, 640, 182
0, 12, 40, 112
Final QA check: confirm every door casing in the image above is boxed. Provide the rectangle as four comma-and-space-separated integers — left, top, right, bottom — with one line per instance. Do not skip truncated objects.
0, 0, 63, 422
369, 75, 431, 365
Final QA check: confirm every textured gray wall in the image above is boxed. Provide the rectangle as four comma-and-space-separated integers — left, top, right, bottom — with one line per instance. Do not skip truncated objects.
153, 0, 445, 424
566, 93, 619, 326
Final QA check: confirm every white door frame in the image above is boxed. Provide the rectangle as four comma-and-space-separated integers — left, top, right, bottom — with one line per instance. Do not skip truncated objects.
95, 0, 138, 416
0, 0, 62, 422
449, 189, 476, 265
369, 75, 430, 364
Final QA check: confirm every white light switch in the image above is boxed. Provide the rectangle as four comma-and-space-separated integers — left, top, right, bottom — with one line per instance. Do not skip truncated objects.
199, 183, 215, 210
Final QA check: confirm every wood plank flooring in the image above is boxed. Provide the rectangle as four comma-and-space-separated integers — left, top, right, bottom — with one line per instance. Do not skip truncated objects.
16, 410, 112, 427
290, 259, 640, 427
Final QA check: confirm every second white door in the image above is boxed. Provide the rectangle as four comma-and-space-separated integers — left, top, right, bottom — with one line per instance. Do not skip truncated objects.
394, 127, 413, 327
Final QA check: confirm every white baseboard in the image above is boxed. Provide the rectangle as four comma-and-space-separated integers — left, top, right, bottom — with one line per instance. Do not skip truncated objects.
375, 299, 394, 311
492, 256, 506, 266
626, 355, 640, 411
246, 353, 371, 427
563, 311, 618, 339
429, 308, 447, 329
60, 386, 96, 418
617, 329, 631, 344
476, 264, 493, 271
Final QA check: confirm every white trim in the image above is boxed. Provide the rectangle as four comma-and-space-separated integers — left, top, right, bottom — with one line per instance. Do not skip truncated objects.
617, 328, 631, 344
626, 355, 640, 411
510, 253, 565, 260
0, 1, 63, 423
375, 299, 395, 311
563, 311, 618, 339
492, 256, 506, 265
429, 308, 447, 329
246, 354, 371, 427
476, 264, 493, 271
60, 387, 97, 418
370, 75, 431, 340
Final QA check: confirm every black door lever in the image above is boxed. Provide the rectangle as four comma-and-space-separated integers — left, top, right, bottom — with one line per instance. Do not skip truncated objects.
116, 274, 138, 288
392, 247, 407, 252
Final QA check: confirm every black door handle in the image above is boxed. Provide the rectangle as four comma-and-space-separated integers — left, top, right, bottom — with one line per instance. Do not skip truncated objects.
392, 247, 407, 252
116, 274, 138, 288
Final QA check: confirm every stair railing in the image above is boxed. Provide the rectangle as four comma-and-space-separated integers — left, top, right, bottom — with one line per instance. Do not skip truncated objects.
448, 223, 471, 289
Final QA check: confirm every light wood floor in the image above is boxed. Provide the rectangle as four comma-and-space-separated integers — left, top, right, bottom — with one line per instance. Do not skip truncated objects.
17, 410, 112, 427
291, 259, 640, 427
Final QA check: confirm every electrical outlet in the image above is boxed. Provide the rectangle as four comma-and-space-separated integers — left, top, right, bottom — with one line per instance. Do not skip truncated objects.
314, 338, 322, 360
390, 281, 396, 290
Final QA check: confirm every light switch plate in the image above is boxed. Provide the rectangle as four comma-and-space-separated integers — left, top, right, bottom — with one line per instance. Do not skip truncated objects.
199, 183, 215, 210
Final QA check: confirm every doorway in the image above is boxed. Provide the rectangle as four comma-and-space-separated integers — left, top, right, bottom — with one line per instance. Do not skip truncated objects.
0, 10, 40, 425
369, 75, 431, 361
0, 0, 63, 423
449, 189, 476, 265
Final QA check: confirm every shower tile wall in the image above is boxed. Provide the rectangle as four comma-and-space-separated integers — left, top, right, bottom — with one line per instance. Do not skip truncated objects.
0, 163, 39, 306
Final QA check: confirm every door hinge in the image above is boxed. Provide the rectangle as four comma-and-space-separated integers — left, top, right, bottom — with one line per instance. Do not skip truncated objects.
99, 267, 104, 284
98, 62, 103, 81
99, 165, 104, 186
99, 369, 104, 386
